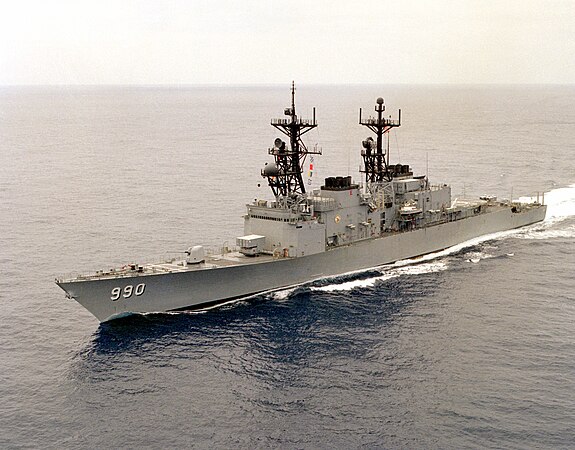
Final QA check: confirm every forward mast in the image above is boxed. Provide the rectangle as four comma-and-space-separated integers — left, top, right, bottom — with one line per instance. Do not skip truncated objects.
262, 82, 321, 205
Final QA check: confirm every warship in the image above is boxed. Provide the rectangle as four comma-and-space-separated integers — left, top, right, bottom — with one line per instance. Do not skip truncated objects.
56, 84, 547, 322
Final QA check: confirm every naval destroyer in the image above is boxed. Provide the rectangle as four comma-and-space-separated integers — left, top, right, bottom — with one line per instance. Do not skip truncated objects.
56, 85, 547, 322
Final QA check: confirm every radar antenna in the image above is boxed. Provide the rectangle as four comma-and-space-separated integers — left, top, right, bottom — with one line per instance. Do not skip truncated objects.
359, 97, 401, 183
262, 82, 321, 201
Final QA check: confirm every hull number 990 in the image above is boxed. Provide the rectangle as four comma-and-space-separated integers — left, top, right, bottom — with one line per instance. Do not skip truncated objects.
111, 283, 146, 301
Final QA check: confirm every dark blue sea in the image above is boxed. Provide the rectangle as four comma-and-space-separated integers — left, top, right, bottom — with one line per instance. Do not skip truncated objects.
1, 85, 574, 449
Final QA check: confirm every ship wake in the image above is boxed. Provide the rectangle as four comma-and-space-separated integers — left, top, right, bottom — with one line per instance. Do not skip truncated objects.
517, 183, 575, 240
311, 261, 448, 293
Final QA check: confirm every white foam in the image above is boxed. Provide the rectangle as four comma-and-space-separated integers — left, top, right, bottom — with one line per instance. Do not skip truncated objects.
270, 287, 298, 301
519, 183, 575, 224
390, 230, 514, 268
518, 225, 575, 241
311, 276, 384, 293
515, 183, 575, 240
311, 261, 448, 292
464, 250, 495, 262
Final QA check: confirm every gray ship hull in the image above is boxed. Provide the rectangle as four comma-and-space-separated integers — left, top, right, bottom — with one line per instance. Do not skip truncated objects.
57, 205, 546, 322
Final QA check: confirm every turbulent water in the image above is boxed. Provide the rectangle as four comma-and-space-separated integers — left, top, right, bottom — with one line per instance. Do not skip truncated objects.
0, 85, 574, 449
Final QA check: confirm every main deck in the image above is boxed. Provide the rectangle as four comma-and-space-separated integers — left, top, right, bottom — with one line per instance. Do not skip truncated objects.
56, 251, 279, 284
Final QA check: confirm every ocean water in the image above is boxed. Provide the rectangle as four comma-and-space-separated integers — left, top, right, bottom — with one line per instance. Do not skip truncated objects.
0, 85, 574, 449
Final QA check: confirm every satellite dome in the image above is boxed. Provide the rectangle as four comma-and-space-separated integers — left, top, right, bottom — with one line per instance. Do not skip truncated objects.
376, 97, 384, 105
263, 162, 279, 176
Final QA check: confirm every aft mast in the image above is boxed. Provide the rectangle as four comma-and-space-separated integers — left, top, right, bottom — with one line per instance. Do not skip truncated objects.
359, 97, 401, 183
262, 82, 321, 203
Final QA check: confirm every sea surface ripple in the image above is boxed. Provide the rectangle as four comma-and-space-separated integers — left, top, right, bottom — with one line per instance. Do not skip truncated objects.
0, 85, 574, 449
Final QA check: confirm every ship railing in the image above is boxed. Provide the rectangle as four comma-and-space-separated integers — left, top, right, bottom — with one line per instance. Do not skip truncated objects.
55, 267, 138, 282
152, 245, 239, 263
55, 245, 242, 282
55, 271, 83, 283
359, 118, 400, 127
204, 244, 240, 256
154, 252, 186, 264
266, 148, 303, 158
271, 118, 316, 126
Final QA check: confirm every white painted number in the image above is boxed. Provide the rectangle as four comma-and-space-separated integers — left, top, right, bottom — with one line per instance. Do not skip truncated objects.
135, 283, 145, 296
123, 285, 133, 298
111, 287, 121, 301
110, 283, 146, 301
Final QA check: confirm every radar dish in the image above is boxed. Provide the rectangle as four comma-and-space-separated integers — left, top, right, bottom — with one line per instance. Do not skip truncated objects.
263, 162, 279, 176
